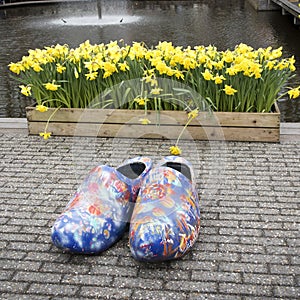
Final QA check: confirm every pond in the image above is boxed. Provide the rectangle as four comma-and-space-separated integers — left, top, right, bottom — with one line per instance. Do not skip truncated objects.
0, 0, 299, 121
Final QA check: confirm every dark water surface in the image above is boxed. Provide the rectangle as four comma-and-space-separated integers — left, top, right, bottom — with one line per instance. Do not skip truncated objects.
0, 0, 300, 121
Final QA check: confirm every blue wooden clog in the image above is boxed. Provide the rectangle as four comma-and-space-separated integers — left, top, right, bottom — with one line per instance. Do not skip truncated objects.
129, 156, 200, 262
51, 157, 152, 254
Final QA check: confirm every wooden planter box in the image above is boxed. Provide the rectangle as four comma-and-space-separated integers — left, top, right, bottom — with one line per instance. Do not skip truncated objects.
26, 104, 280, 142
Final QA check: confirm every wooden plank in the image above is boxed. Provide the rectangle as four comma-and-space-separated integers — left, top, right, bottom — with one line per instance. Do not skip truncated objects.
28, 121, 280, 142
26, 106, 280, 128
28, 122, 183, 139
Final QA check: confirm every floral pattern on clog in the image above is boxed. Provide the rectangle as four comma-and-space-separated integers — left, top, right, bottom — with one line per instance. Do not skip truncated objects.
51, 157, 152, 254
129, 156, 200, 262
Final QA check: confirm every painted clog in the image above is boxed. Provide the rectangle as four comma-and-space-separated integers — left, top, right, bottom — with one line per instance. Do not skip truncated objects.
51, 157, 152, 254
129, 156, 200, 262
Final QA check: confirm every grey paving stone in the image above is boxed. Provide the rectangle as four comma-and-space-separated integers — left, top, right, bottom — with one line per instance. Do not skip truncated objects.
219, 283, 273, 296
219, 262, 268, 274
132, 289, 188, 300
62, 274, 113, 286
191, 270, 241, 283
80, 286, 132, 299
12, 271, 62, 284
0, 250, 27, 260
114, 276, 164, 290
0, 281, 29, 293
138, 268, 190, 280
270, 265, 300, 275
192, 251, 239, 262
0, 270, 14, 280
26, 283, 79, 296
273, 286, 300, 298
0, 294, 50, 300
188, 294, 242, 300
243, 273, 295, 286
40, 262, 90, 274
0, 132, 299, 299
0, 259, 42, 272
240, 254, 289, 264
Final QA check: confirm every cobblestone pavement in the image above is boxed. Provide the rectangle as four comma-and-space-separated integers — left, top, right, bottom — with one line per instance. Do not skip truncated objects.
0, 131, 299, 299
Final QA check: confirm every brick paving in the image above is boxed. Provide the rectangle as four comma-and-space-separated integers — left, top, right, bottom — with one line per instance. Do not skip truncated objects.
0, 131, 299, 299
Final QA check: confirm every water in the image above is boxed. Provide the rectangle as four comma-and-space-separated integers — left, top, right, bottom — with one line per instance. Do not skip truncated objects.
0, 0, 299, 121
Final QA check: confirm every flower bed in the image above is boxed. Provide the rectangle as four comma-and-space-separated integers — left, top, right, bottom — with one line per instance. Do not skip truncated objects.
8, 40, 299, 144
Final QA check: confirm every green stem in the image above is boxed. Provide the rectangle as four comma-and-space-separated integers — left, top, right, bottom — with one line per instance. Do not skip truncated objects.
175, 116, 194, 146
44, 106, 61, 132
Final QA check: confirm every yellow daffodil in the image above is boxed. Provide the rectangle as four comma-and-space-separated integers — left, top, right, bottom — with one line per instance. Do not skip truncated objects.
226, 66, 238, 76
134, 97, 148, 106
223, 85, 237, 96
214, 75, 226, 85
56, 63, 66, 73
19, 85, 31, 96
44, 82, 60, 91
150, 78, 158, 86
266, 60, 275, 70
201, 69, 213, 81
223, 51, 234, 63
188, 109, 199, 120
139, 118, 151, 125
8, 62, 24, 74
74, 67, 79, 79
213, 60, 224, 70
183, 57, 196, 70
151, 88, 163, 95
8, 40, 300, 117
169, 145, 181, 156
39, 132, 51, 140
288, 87, 300, 99
173, 69, 184, 80
36, 105, 48, 112
118, 62, 129, 71
288, 57, 296, 72
32, 63, 43, 72
270, 47, 282, 59
85, 72, 98, 81
155, 61, 169, 75
103, 62, 118, 74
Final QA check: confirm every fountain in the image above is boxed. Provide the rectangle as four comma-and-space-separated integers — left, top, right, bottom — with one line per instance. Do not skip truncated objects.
48, 0, 140, 26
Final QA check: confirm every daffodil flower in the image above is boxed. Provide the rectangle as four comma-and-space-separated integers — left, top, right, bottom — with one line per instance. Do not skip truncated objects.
8, 62, 24, 75
19, 85, 31, 96
201, 69, 213, 81
214, 75, 226, 85
188, 109, 199, 120
169, 146, 181, 156
223, 85, 237, 96
288, 87, 300, 99
139, 118, 151, 125
39, 132, 51, 140
44, 81, 60, 91
56, 63, 66, 73
118, 62, 129, 71
151, 88, 163, 95
134, 97, 148, 106
36, 105, 48, 112
74, 67, 79, 79
85, 72, 98, 81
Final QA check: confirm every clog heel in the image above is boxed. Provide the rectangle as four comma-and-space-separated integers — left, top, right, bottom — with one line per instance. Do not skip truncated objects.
51, 157, 152, 254
129, 156, 200, 262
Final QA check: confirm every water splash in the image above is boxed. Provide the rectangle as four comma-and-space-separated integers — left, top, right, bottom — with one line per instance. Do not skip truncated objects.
50, 15, 140, 26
